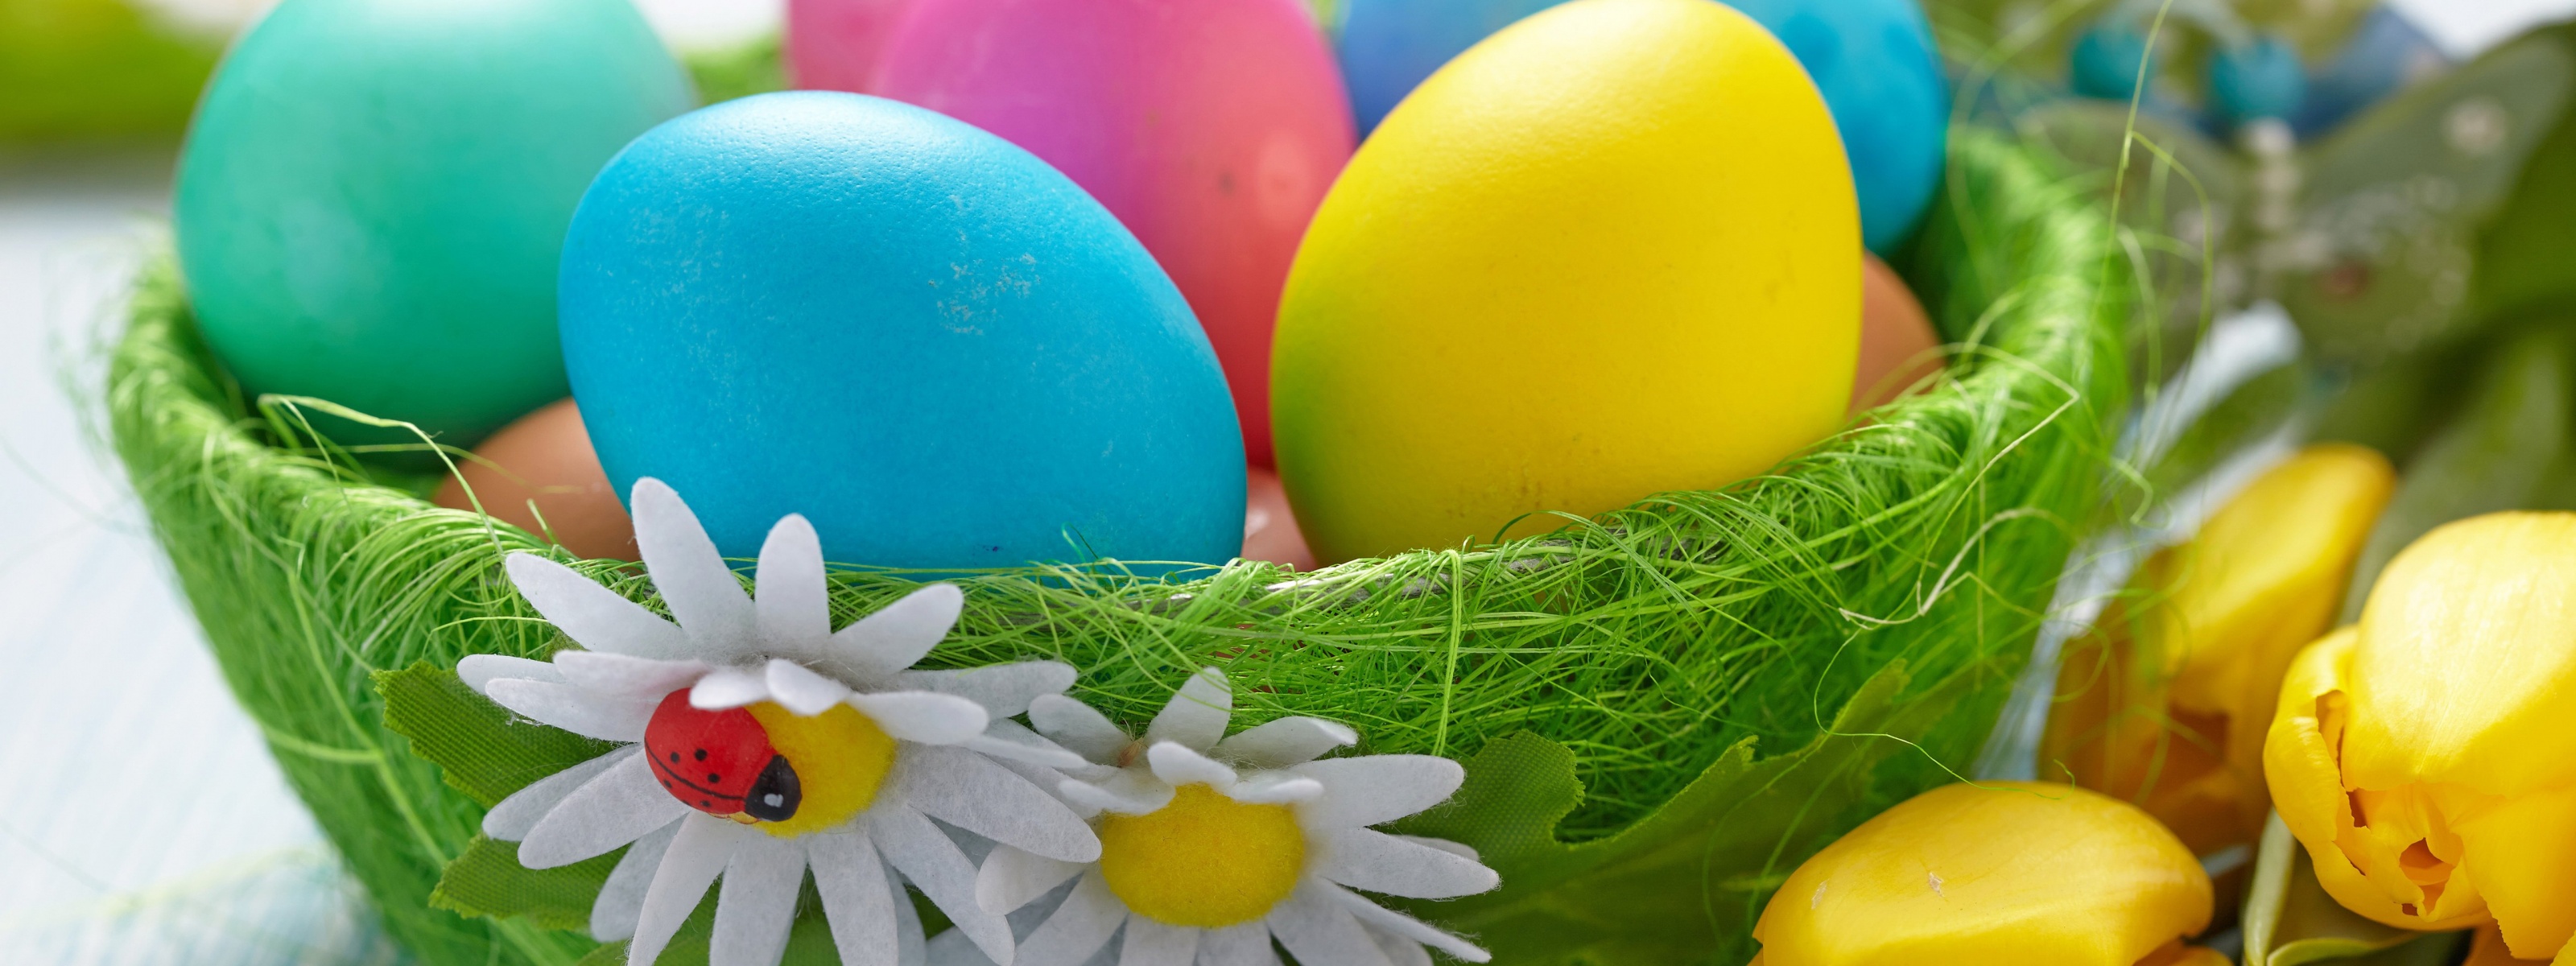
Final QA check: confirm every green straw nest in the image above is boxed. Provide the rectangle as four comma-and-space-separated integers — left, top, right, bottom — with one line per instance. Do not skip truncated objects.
108, 129, 2130, 966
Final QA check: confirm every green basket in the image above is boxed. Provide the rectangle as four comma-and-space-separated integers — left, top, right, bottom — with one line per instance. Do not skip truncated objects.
106, 127, 2131, 966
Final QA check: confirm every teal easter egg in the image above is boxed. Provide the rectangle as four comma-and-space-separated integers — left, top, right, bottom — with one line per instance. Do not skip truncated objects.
559, 92, 1247, 570
174, 0, 691, 447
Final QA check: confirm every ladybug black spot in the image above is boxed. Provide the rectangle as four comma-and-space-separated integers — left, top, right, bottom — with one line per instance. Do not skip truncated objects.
707, 773, 722, 783
695, 749, 708, 762
744, 755, 803, 823
669, 751, 680, 762
700, 799, 712, 808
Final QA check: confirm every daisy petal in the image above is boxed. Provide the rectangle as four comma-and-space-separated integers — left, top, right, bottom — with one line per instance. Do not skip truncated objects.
1027, 694, 1131, 763
1393, 836, 1478, 862
1290, 756, 1465, 830
1368, 927, 1433, 966
900, 661, 1078, 718
976, 844, 1083, 914
1213, 716, 1358, 770
828, 583, 964, 679
767, 658, 854, 716
1315, 828, 1498, 899
849, 691, 989, 745
1059, 770, 1174, 815
713, 833, 806, 966
1121, 916, 1200, 966
688, 665, 771, 710
1017, 871, 1126, 966
591, 822, 677, 941
898, 745, 1100, 862
966, 719, 1090, 770
1227, 774, 1323, 806
485, 745, 634, 840
630, 813, 748, 966
753, 514, 832, 658
504, 553, 688, 658
519, 753, 688, 868
1199, 922, 1282, 966
631, 478, 757, 658
1147, 742, 1237, 791
811, 832, 901, 966
485, 679, 654, 742
873, 803, 1014, 964
893, 863, 929, 966
1266, 881, 1393, 966
1324, 881, 1492, 964
1143, 667, 1230, 752
457, 654, 562, 694
926, 928, 1000, 966
551, 650, 709, 700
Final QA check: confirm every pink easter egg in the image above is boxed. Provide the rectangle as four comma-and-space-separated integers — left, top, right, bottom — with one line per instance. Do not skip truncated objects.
873, 0, 1356, 467
785, 0, 916, 93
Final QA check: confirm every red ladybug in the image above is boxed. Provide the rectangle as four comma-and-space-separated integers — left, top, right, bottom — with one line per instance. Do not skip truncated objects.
642, 690, 803, 822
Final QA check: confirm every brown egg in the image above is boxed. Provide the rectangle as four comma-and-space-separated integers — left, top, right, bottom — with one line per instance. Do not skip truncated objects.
1243, 466, 1317, 571
1852, 252, 1944, 413
432, 398, 637, 559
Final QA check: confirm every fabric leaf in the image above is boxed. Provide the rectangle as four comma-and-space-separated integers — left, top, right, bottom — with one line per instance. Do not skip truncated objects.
1396, 659, 1984, 966
378, 660, 615, 807
431, 835, 620, 931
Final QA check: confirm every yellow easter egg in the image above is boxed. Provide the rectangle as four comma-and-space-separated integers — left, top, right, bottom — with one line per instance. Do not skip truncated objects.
1271, 0, 1860, 563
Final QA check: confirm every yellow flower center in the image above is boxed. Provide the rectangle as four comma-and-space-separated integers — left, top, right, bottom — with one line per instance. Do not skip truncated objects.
745, 701, 896, 838
1097, 783, 1307, 927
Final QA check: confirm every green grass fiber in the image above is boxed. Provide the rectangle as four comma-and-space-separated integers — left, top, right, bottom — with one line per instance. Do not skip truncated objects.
107, 127, 2131, 964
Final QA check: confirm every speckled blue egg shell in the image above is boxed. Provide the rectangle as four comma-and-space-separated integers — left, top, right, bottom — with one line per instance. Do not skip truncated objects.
175, 0, 691, 447
559, 91, 1246, 569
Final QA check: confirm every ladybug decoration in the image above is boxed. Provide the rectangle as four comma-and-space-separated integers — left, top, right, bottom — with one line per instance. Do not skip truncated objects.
643, 690, 803, 822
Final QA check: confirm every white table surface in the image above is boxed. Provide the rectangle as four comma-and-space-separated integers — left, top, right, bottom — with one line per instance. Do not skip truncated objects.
0, 2, 2565, 964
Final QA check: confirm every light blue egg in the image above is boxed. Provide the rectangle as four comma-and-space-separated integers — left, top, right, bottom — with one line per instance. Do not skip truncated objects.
1720, 0, 1949, 253
2070, 23, 2157, 101
2209, 35, 2307, 126
1335, 0, 1563, 137
559, 91, 1246, 570
1337, 0, 1947, 252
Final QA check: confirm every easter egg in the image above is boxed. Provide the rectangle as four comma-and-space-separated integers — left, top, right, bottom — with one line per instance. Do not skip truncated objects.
784, 0, 917, 93
559, 92, 1246, 569
431, 398, 637, 560
1337, 0, 1942, 251
174, 0, 691, 447
872, 0, 1353, 467
1273, 0, 1859, 563
1243, 467, 1318, 571
2071, 23, 2157, 101
1336, 0, 1565, 136
2208, 35, 2308, 126
1719, 0, 1948, 253
1852, 254, 1942, 413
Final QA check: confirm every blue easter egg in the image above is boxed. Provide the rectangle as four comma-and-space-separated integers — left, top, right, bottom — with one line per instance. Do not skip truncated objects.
2071, 23, 2157, 101
559, 91, 1247, 569
2210, 35, 2307, 125
1720, 0, 1948, 252
1338, 0, 1946, 252
1336, 0, 1564, 136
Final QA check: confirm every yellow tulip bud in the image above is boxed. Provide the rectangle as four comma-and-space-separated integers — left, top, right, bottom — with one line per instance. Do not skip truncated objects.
2265, 512, 2576, 959
1751, 782, 2215, 966
2047, 444, 2394, 855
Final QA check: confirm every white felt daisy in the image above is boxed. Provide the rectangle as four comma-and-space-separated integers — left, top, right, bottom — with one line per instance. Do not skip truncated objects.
965, 669, 1499, 966
460, 478, 1099, 966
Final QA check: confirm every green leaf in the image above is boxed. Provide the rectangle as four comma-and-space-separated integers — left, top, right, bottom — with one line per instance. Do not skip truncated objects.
431, 836, 620, 931
377, 660, 615, 807
1396, 659, 1986, 965
2241, 813, 2469, 966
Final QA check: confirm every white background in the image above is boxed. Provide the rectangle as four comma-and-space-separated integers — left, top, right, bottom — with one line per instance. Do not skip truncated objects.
0, 0, 2568, 962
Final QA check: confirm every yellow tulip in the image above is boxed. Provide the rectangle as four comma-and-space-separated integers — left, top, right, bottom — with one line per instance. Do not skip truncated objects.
2467, 922, 2549, 965
2265, 512, 2576, 960
2047, 444, 2395, 855
1751, 782, 2217, 966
